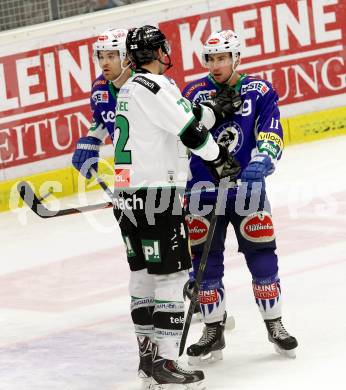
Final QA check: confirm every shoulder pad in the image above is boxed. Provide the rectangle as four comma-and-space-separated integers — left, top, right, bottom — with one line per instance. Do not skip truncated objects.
132, 75, 161, 94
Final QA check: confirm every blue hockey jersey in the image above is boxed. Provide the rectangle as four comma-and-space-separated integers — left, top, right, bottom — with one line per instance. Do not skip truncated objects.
182, 74, 284, 193
88, 74, 119, 141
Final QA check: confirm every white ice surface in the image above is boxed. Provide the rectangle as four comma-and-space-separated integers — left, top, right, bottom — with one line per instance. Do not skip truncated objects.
1, 136, 346, 390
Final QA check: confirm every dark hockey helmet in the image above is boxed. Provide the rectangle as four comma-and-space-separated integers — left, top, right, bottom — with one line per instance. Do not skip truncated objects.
126, 25, 172, 68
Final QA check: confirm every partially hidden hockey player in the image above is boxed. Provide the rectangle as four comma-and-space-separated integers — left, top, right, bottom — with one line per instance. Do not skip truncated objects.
182, 29, 298, 364
113, 25, 240, 389
72, 28, 132, 178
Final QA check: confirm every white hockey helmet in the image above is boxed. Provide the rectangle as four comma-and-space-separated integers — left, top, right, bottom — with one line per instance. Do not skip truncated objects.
202, 30, 241, 66
93, 28, 128, 61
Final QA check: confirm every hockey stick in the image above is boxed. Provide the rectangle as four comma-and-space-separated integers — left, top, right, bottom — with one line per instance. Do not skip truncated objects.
17, 169, 114, 218
179, 178, 235, 356
89, 167, 114, 200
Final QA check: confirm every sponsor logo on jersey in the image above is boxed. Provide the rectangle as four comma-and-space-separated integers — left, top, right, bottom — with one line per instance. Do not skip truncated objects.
214, 121, 244, 155
183, 81, 207, 99
133, 76, 161, 94
185, 215, 210, 245
113, 193, 144, 210
118, 87, 130, 96
240, 211, 275, 242
142, 239, 161, 263
101, 110, 115, 123
92, 90, 109, 104
114, 168, 130, 188
257, 132, 283, 149
258, 140, 280, 159
193, 89, 215, 104
198, 289, 218, 304
253, 282, 279, 299
241, 81, 269, 96
92, 79, 107, 87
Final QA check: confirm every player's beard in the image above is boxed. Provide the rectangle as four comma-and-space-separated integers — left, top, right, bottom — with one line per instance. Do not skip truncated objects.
102, 70, 118, 80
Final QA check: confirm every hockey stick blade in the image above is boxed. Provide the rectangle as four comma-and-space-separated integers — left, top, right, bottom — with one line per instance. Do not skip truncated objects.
179, 178, 235, 356
17, 181, 113, 218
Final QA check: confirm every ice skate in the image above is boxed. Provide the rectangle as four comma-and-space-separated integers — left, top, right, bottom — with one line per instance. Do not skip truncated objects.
265, 317, 298, 359
151, 344, 206, 389
137, 336, 153, 389
187, 315, 226, 365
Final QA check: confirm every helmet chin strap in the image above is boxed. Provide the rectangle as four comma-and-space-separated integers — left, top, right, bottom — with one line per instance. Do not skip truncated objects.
224, 59, 239, 85
157, 53, 173, 73
111, 61, 131, 85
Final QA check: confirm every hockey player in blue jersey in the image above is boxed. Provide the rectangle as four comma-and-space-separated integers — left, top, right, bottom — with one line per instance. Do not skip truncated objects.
72, 28, 132, 178
182, 30, 298, 363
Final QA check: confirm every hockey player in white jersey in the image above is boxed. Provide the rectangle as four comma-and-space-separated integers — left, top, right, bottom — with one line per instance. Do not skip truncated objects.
113, 25, 241, 389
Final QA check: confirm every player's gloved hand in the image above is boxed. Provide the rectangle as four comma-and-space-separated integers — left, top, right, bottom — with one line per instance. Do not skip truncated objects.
241, 153, 275, 184
205, 144, 241, 181
72, 136, 102, 179
202, 85, 242, 121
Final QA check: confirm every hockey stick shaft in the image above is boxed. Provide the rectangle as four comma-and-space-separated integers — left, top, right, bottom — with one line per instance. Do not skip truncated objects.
89, 167, 114, 201
17, 181, 113, 218
179, 179, 233, 356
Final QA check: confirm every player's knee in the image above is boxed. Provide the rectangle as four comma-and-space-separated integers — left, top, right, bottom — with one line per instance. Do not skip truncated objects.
129, 268, 154, 297
191, 251, 225, 279
154, 270, 188, 302
244, 247, 278, 278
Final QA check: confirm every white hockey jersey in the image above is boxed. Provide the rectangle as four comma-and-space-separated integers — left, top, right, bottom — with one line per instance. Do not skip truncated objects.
114, 73, 195, 189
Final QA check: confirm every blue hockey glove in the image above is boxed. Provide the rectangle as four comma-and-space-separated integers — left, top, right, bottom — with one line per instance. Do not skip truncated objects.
72, 136, 102, 179
241, 153, 275, 183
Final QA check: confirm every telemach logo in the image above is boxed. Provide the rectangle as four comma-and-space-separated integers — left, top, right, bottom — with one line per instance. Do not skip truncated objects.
113, 194, 143, 210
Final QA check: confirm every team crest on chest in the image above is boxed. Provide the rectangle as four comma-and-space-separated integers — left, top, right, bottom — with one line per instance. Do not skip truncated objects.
214, 121, 244, 155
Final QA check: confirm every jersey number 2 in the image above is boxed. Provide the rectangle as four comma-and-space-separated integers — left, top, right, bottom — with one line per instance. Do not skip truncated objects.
115, 115, 132, 164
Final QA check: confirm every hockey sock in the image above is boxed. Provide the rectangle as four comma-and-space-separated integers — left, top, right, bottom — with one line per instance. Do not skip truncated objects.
252, 274, 282, 320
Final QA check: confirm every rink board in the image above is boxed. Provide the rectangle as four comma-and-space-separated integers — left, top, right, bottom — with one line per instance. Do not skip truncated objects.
1, 0, 346, 211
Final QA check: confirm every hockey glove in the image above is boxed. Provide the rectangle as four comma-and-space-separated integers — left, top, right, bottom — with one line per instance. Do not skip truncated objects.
72, 136, 102, 179
202, 85, 242, 122
241, 153, 275, 184
205, 144, 241, 181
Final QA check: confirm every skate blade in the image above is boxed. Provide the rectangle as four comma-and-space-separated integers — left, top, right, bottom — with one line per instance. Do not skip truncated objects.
140, 377, 152, 390
188, 349, 223, 366
273, 344, 297, 359
150, 379, 207, 389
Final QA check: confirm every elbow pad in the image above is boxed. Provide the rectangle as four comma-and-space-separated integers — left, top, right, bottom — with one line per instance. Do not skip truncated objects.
180, 118, 209, 150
